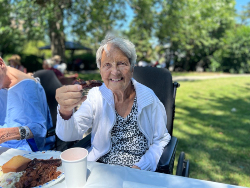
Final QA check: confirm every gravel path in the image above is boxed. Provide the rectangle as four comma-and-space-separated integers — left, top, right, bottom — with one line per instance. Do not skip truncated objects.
172, 74, 250, 82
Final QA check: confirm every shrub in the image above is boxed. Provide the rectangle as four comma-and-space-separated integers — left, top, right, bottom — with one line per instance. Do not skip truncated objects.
218, 25, 250, 73
21, 54, 43, 72
68, 52, 97, 71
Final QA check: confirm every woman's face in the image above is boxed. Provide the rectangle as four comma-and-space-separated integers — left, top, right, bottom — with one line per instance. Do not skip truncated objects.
100, 45, 133, 93
0, 58, 7, 89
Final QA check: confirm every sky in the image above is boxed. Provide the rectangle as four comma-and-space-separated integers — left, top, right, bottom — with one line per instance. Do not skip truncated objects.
235, 0, 249, 12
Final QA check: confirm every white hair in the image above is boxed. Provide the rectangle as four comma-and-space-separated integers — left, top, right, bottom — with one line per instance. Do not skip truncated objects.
96, 34, 137, 69
44, 58, 54, 68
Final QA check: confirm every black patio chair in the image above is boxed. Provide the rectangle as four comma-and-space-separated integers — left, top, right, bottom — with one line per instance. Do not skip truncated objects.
73, 66, 190, 177
34, 70, 76, 151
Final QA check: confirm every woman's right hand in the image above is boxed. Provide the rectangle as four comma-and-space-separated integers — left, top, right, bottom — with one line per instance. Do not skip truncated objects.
56, 84, 86, 120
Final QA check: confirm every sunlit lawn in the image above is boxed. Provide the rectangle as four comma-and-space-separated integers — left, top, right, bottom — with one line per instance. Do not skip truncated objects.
77, 72, 102, 81
77, 72, 250, 187
173, 77, 250, 187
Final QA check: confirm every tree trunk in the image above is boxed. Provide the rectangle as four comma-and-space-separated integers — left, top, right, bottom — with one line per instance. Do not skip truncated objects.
184, 51, 191, 71
48, 4, 66, 63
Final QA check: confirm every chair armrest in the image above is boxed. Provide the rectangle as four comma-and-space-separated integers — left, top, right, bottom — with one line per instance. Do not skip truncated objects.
156, 136, 178, 174
72, 132, 91, 149
46, 127, 56, 137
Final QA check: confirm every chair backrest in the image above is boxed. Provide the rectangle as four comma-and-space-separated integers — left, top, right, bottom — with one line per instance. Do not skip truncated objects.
34, 70, 62, 127
34, 70, 77, 151
133, 67, 174, 136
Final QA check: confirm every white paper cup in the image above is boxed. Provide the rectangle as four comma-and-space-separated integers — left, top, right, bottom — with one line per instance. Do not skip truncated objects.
60, 147, 88, 188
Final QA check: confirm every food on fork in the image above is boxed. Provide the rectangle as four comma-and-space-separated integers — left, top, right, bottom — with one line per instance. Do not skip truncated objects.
74, 79, 102, 89
2, 155, 31, 173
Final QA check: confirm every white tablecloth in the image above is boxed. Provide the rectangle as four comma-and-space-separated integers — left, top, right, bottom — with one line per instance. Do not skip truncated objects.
0, 147, 247, 188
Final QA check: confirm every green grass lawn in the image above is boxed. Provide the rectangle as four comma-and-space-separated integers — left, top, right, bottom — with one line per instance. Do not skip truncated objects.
77, 73, 102, 81
173, 77, 250, 187
77, 72, 250, 187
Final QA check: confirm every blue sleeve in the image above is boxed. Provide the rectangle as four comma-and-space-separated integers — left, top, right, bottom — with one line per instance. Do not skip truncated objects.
5, 80, 49, 150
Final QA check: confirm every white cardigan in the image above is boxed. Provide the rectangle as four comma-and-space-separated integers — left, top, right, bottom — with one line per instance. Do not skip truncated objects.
56, 79, 171, 171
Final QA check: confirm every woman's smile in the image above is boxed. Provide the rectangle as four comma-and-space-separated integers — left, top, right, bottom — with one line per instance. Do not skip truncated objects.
110, 77, 123, 82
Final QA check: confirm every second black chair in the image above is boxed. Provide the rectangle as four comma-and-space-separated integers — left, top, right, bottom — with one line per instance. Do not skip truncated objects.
34, 70, 76, 151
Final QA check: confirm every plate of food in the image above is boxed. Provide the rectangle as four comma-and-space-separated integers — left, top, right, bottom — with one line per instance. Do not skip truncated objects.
0, 150, 64, 188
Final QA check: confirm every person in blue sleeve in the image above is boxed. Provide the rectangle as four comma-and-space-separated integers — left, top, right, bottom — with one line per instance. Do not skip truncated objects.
0, 57, 54, 151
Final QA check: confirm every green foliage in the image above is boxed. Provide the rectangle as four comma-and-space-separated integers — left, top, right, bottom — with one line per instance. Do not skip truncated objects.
11, 0, 47, 41
124, 0, 156, 62
69, 52, 97, 70
71, 0, 127, 52
21, 54, 43, 72
3, 0, 250, 73
156, 0, 236, 71
12, 0, 72, 61
78, 73, 102, 81
22, 41, 44, 55
208, 56, 221, 72
10, 0, 127, 63
80, 53, 96, 70
12, 0, 67, 41
0, 0, 26, 57
239, 2, 250, 25
214, 25, 250, 73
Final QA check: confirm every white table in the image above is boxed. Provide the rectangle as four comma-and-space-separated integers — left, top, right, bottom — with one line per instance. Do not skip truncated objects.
0, 147, 247, 188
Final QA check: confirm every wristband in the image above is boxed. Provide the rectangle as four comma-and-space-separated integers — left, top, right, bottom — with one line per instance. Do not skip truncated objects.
17, 126, 31, 140
23, 126, 31, 139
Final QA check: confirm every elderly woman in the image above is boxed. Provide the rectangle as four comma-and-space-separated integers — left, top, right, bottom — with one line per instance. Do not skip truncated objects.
0, 57, 54, 151
56, 35, 171, 171
42, 58, 64, 79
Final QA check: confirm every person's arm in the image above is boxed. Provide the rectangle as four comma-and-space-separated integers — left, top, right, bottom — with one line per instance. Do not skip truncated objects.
55, 85, 93, 142
134, 101, 171, 171
0, 127, 33, 144
6, 80, 49, 150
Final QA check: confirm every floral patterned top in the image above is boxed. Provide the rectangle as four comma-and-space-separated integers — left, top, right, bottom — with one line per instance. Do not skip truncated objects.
99, 97, 148, 167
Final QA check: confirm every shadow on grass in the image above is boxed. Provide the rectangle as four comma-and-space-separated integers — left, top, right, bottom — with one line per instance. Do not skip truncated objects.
173, 81, 250, 186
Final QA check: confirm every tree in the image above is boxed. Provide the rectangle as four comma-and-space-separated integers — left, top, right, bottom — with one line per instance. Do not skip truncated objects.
71, 0, 126, 52
215, 1, 250, 73
239, 2, 250, 25
11, 0, 127, 62
0, 0, 26, 57
124, 0, 157, 62
12, 0, 72, 62
156, 0, 236, 71
213, 25, 250, 73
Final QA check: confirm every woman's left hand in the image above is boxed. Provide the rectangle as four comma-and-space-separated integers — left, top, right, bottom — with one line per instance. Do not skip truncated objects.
132, 165, 141, 170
